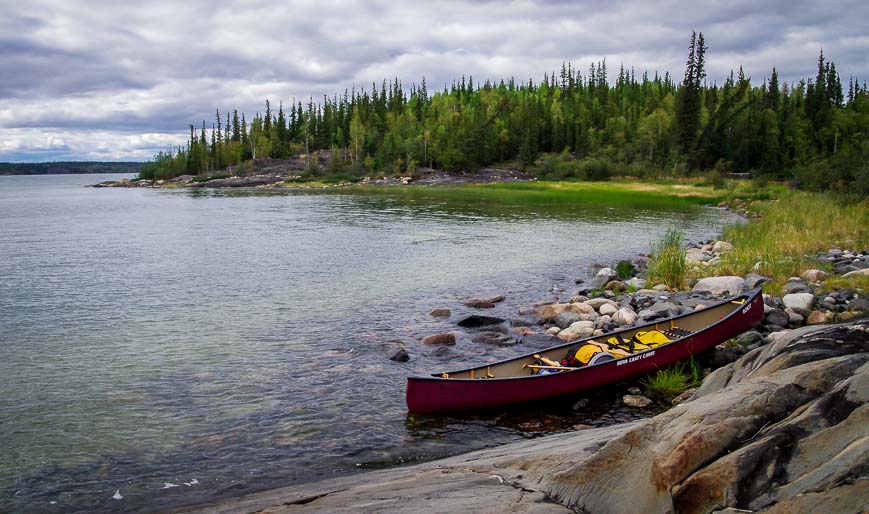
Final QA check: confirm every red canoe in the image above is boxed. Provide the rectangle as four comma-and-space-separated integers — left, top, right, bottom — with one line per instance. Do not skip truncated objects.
406, 288, 764, 413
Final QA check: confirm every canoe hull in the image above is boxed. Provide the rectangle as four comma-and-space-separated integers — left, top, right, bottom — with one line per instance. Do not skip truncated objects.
406, 289, 764, 413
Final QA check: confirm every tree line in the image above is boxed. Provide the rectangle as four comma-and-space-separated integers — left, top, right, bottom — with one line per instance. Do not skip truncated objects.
140, 32, 868, 193
0, 162, 142, 176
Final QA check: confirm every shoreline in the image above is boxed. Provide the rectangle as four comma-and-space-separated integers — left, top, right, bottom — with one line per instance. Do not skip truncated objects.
56, 175, 868, 508
177, 207, 868, 512
90, 167, 533, 189
182, 316, 869, 513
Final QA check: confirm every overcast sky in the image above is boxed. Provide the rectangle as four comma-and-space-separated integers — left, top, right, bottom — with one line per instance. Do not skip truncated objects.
1, 0, 867, 162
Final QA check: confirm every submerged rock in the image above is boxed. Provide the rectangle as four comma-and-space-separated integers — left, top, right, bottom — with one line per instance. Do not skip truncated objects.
471, 332, 516, 346
429, 308, 451, 317
389, 348, 410, 362
420, 333, 456, 346
622, 394, 652, 408
456, 315, 504, 328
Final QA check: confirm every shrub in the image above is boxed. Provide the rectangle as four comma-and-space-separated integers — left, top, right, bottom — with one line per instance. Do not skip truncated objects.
579, 158, 613, 181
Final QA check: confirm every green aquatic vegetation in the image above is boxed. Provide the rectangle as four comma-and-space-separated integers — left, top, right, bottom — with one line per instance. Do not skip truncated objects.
647, 228, 687, 290
615, 260, 635, 279
641, 359, 701, 397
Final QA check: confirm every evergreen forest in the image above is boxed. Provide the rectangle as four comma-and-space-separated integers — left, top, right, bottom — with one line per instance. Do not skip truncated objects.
140, 33, 869, 194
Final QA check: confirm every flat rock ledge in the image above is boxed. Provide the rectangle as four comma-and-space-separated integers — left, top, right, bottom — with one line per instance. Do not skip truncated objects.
188, 318, 869, 514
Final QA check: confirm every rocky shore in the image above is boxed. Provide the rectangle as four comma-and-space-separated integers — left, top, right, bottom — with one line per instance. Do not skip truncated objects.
186, 316, 869, 513
405, 242, 869, 400
178, 236, 869, 513
90, 158, 531, 189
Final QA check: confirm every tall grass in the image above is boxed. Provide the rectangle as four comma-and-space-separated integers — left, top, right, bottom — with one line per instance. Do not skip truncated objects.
641, 359, 701, 396
712, 191, 869, 295
648, 228, 687, 290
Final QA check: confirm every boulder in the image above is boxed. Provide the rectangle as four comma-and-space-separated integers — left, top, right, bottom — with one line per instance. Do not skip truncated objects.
782, 280, 811, 295
591, 267, 618, 288
534, 303, 574, 320
626, 277, 646, 290
801, 269, 828, 282
572, 302, 596, 315
851, 297, 869, 311
594, 315, 614, 331
711, 240, 734, 253
555, 311, 582, 328
557, 321, 596, 341
578, 312, 598, 322
605, 280, 627, 292
598, 303, 617, 316
692, 276, 747, 296
765, 309, 790, 328
649, 301, 680, 318
685, 248, 711, 265
420, 333, 456, 346
806, 310, 828, 325
613, 307, 638, 325
842, 268, 869, 278
735, 330, 763, 346
743, 273, 770, 290
782, 292, 815, 311
545, 327, 561, 336
429, 308, 451, 317
637, 309, 660, 321
585, 298, 617, 311
456, 315, 504, 328
784, 308, 804, 326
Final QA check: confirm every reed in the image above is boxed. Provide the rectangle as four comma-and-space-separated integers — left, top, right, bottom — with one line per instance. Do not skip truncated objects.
641, 359, 701, 397
711, 191, 868, 294
647, 228, 687, 290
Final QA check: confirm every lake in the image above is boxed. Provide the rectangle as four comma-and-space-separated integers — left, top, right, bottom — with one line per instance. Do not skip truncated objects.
0, 174, 735, 512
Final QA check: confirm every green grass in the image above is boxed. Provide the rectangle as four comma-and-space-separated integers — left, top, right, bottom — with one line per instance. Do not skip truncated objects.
822, 274, 869, 294
647, 228, 687, 290
641, 359, 701, 397
710, 191, 868, 295
615, 260, 635, 279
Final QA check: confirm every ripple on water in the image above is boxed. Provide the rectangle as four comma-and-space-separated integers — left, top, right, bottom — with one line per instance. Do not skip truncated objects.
0, 175, 738, 512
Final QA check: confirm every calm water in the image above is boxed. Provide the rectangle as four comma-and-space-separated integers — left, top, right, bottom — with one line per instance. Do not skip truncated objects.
0, 174, 733, 512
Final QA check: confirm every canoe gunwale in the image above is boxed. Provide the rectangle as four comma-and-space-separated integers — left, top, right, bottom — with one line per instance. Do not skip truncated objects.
409, 288, 762, 383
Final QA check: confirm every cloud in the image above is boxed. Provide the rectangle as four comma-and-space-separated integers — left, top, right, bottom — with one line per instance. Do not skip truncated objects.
1, 0, 867, 161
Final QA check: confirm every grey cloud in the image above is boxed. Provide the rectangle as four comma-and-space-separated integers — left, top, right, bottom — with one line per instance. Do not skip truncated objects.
1, 0, 868, 161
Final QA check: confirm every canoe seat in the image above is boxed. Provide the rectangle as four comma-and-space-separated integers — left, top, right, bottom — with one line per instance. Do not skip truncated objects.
662, 326, 693, 339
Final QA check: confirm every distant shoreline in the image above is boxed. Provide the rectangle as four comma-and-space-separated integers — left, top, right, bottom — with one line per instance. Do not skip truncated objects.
0, 162, 142, 176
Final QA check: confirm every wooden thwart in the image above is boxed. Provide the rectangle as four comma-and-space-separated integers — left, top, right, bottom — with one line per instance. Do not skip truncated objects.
523, 363, 576, 371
